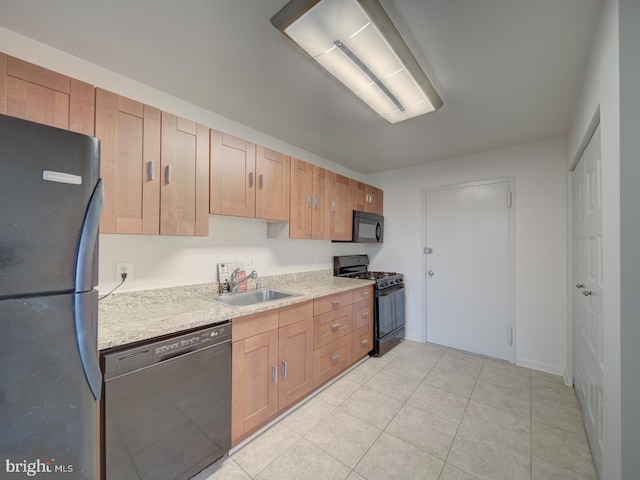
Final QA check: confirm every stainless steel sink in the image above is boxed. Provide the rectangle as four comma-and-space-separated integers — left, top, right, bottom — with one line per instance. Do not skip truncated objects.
206, 289, 299, 307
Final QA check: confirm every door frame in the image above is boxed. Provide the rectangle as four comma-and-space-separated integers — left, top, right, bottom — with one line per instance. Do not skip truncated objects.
421, 177, 516, 363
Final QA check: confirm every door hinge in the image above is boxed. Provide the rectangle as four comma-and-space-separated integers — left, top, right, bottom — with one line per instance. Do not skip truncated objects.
507, 191, 513, 208
508, 327, 513, 346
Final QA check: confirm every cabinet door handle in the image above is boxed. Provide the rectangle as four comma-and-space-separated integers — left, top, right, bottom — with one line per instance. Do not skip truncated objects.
360, 339, 369, 345
331, 299, 341, 305
249, 172, 254, 187
361, 291, 369, 297
281, 360, 287, 378
576, 283, 584, 289
148, 161, 155, 180
307, 196, 312, 208
330, 323, 341, 330
360, 312, 368, 318
259, 174, 264, 189
272, 365, 277, 383
166, 164, 172, 184
330, 353, 341, 361
331, 200, 336, 212
583, 290, 592, 297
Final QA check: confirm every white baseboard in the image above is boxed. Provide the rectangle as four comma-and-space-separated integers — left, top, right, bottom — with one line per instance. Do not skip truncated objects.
516, 357, 565, 377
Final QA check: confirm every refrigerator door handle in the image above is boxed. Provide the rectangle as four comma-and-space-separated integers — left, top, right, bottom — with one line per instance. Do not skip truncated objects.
75, 179, 104, 293
75, 292, 102, 400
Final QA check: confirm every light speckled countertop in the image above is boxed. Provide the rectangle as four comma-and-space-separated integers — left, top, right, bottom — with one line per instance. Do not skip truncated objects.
98, 270, 374, 350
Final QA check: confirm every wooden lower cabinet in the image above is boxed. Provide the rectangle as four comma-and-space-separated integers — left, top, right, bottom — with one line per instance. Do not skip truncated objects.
231, 288, 373, 445
352, 325, 372, 363
278, 317, 314, 410
231, 328, 279, 443
231, 302, 314, 444
313, 335, 352, 388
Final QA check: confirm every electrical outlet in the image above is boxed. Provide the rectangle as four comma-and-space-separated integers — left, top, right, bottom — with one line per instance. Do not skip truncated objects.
115, 262, 133, 281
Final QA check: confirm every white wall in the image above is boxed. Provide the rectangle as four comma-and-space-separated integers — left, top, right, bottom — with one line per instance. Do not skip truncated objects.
366, 138, 568, 375
0, 28, 371, 293
100, 216, 365, 292
567, 0, 621, 478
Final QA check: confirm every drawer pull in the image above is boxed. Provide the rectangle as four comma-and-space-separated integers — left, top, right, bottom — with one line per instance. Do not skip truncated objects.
330, 323, 341, 330
360, 312, 368, 318
360, 339, 369, 346
331, 299, 341, 305
361, 291, 369, 297
281, 360, 287, 378
330, 353, 341, 361
272, 365, 277, 383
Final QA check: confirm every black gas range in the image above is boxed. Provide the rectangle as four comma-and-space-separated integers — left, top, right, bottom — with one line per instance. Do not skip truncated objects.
334, 255, 405, 356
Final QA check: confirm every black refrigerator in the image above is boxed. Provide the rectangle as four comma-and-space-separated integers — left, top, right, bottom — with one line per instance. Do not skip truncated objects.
0, 114, 103, 479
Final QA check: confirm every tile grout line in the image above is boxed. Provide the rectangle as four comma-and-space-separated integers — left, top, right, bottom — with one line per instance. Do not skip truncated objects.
436, 353, 485, 480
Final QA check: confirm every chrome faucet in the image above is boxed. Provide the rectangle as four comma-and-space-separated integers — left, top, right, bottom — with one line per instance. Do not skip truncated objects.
230, 269, 258, 292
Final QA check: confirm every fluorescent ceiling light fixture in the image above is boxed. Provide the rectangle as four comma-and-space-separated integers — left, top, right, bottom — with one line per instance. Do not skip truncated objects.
271, 0, 443, 123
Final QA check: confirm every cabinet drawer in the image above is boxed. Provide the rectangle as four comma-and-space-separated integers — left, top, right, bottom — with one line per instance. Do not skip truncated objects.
232, 310, 279, 341
313, 306, 352, 349
313, 291, 352, 316
352, 299, 372, 330
279, 300, 313, 327
314, 335, 352, 388
352, 325, 372, 362
351, 286, 373, 304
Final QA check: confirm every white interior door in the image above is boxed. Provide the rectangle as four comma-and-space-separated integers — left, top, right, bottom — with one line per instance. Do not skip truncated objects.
572, 124, 603, 476
425, 179, 514, 361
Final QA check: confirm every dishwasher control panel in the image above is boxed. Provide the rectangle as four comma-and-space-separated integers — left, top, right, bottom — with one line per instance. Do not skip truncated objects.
103, 320, 231, 380
153, 323, 229, 357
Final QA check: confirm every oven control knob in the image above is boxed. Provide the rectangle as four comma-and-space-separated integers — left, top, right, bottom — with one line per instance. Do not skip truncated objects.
381, 281, 388, 288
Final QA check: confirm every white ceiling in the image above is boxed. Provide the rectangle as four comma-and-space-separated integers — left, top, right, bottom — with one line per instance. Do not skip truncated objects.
0, 0, 603, 174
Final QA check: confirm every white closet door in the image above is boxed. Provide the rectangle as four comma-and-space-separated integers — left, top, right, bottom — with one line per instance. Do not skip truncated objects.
573, 124, 603, 476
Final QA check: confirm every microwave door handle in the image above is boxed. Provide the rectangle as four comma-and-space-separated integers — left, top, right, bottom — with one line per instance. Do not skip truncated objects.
376, 222, 382, 241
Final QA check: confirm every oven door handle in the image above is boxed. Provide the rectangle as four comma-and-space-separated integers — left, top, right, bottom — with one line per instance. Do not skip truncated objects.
379, 284, 404, 296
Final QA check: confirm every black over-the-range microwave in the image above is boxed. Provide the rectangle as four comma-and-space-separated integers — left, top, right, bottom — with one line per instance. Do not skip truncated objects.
334, 210, 384, 243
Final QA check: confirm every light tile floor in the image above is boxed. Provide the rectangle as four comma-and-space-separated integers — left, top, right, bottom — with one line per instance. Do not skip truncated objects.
192, 340, 597, 480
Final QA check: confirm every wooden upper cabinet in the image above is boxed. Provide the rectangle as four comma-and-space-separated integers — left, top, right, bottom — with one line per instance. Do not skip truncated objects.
95, 89, 161, 234
290, 159, 331, 240
290, 157, 313, 239
312, 166, 331, 240
368, 186, 383, 215
330, 172, 352, 241
350, 180, 368, 213
350, 180, 383, 216
160, 113, 209, 236
256, 146, 290, 221
0, 53, 94, 135
210, 130, 256, 218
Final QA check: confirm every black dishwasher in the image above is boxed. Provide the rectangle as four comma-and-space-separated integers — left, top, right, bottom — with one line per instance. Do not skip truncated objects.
102, 320, 231, 480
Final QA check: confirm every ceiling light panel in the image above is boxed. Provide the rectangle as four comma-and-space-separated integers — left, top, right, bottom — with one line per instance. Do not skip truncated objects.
272, 0, 443, 123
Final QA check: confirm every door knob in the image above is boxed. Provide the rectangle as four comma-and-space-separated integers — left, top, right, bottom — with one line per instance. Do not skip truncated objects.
582, 290, 592, 297
576, 283, 584, 289
428, 270, 434, 277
